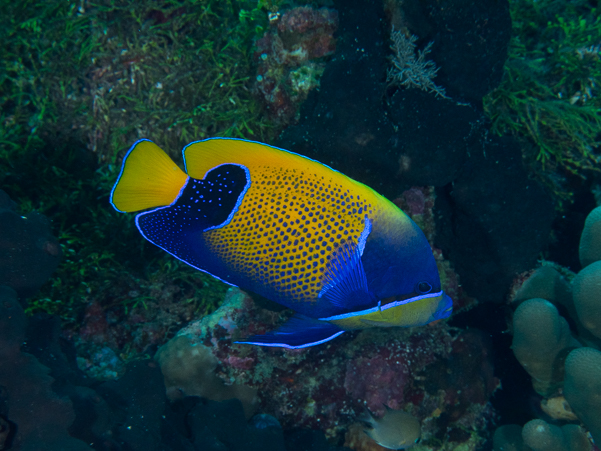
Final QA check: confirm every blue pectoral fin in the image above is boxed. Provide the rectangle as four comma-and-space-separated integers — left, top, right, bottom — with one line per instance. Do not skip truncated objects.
235, 315, 345, 349
318, 217, 377, 313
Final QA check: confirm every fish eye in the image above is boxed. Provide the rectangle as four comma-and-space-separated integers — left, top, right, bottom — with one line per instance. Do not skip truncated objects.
416, 281, 432, 294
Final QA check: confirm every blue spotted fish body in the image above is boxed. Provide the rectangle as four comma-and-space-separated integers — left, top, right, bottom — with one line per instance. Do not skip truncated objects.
111, 138, 452, 348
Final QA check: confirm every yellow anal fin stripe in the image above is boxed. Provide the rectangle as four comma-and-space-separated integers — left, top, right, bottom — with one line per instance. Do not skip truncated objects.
111, 140, 188, 213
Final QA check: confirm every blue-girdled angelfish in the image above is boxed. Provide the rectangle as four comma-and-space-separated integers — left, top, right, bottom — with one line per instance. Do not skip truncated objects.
110, 138, 452, 348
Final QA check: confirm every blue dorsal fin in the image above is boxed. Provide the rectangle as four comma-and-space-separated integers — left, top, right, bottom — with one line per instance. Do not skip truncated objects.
318, 217, 376, 311
235, 315, 344, 349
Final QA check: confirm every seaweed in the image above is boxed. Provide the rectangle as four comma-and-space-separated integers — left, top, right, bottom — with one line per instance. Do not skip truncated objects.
484, 0, 601, 202
0, 0, 271, 327
1, 0, 272, 161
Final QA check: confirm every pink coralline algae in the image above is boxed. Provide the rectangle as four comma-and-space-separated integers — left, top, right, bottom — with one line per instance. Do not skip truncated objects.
344, 354, 410, 415
155, 287, 498, 448
254, 6, 338, 123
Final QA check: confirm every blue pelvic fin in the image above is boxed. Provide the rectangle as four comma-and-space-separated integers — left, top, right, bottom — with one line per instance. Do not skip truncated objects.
235, 315, 345, 349
318, 238, 377, 312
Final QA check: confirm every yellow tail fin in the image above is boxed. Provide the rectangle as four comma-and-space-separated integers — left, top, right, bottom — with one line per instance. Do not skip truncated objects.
110, 140, 188, 213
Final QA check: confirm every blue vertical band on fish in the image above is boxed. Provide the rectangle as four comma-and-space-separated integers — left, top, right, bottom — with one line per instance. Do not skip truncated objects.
110, 138, 453, 348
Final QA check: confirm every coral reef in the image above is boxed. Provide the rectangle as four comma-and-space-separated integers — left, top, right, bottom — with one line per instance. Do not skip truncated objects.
572, 261, 601, 340
503, 205, 601, 448
4, 0, 600, 450
155, 335, 258, 418
155, 287, 498, 449
0, 286, 347, 451
522, 419, 568, 451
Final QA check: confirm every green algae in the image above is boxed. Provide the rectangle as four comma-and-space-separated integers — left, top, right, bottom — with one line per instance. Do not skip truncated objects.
1, 0, 273, 160
0, 0, 273, 326
484, 0, 601, 203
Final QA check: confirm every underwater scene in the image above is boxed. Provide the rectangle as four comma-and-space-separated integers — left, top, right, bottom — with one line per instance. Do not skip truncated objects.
1, 0, 600, 450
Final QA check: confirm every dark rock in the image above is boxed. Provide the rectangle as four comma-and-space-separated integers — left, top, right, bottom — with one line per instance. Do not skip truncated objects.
277, 0, 399, 197
96, 360, 166, 451
278, 0, 511, 198
162, 396, 202, 447
188, 399, 247, 450
24, 313, 85, 391
68, 386, 113, 446
435, 136, 555, 303
0, 286, 91, 451
187, 399, 286, 451
419, 0, 511, 104
285, 429, 351, 451
0, 190, 61, 299
385, 89, 483, 187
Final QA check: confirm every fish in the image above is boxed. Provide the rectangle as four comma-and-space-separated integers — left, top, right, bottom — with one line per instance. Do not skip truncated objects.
361, 407, 421, 450
110, 138, 452, 348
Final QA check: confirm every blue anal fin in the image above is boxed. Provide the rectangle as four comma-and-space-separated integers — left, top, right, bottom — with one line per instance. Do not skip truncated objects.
235, 315, 344, 349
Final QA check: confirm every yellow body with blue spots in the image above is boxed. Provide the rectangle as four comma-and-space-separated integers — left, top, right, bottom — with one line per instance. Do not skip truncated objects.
111, 138, 452, 348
